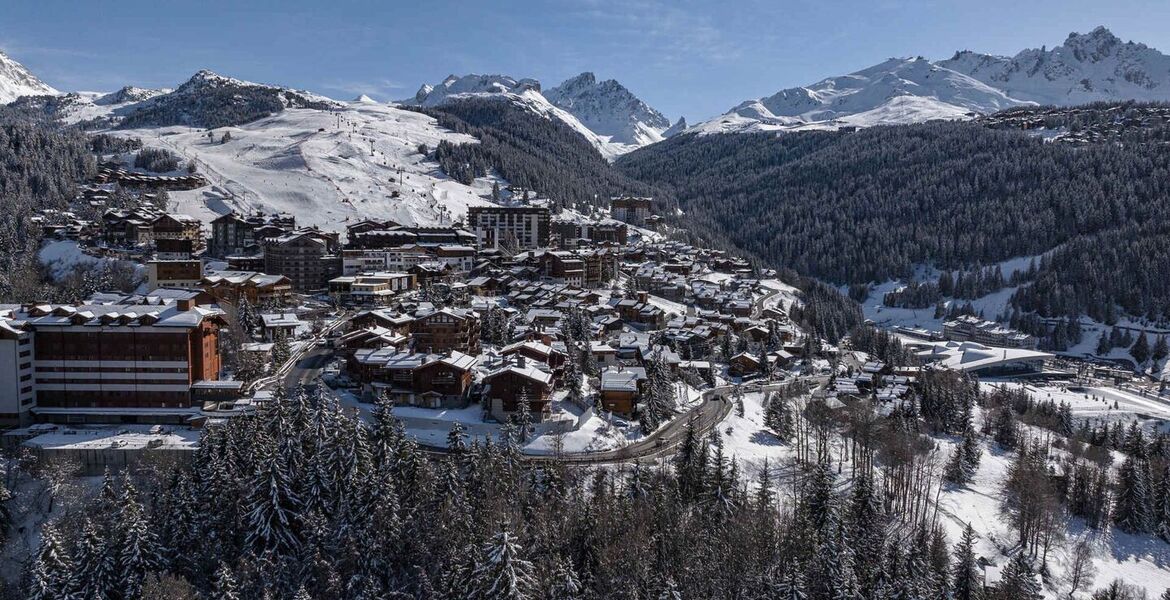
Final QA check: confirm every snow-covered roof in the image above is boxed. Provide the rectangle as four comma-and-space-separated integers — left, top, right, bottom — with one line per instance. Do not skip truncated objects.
600, 367, 647, 392
916, 340, 1053, 373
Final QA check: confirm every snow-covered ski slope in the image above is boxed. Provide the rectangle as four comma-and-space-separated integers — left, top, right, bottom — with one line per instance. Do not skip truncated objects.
115, 101, 501, 229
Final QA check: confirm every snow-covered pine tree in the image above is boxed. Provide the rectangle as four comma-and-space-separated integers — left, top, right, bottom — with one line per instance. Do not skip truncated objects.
245, 431, 303, 555
74, 517, 117, 600
656, 578, 683, 600
271, 331, 292, 367
25, 522, 76, 600
1115, 454, 1154, 534
469, 526, 536, 600
674, 414, 709, 502
996, 553, 1041, 599
945, 426, 982, 485
950, 524, 980, 600
210, 562, 239, 600
447, 421, 468, 453
1132, 331, 1151, 365
776, 565, 808, 600
564, 348, 583, 405
116, 472, 162, 599
515, 387, 533, 444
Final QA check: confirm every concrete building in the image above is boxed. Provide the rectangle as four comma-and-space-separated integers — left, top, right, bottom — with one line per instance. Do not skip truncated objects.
0, 319, 35, 425
263, 228, 343, 292
209, 212, 296, 258
147, 260, 203, 290
610, 196, 653, 225
2, 301, 226, 424
467, 206, 550, 250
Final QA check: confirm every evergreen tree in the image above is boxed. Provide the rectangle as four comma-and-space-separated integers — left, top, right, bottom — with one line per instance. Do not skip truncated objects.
951, 524, 981, 600
210, 562, 239, 600
470, 527, 536, 600
1155, 335, 1170, 363
1115, 454, 1154, 534
116, 473, 161, 599
271, 331, 292, 367
514, 388, 533, 444
944, 427, 982, 485
447, 422, 468, 453
245, 431, 302, 555
1096, 331, 1112, 356
996, 554, 1041, 599
26, 523, 75, 600
1131, 331, 1151, 366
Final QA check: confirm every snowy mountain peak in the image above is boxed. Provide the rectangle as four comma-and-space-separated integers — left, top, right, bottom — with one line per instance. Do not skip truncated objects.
411, 74, 541, 107
544, 72, 671, 147
696, 55, 1028, 135
94, 86, 167, 106
1063, 26, 1123, 62
663, 117, 688, 138
939, 26, 1170, 105
0, 50, 58, 104
696, 27, 1170, 136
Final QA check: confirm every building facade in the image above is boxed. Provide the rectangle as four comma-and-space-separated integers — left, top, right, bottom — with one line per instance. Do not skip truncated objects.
263, 229, 343, 292
467, 206, 550, 250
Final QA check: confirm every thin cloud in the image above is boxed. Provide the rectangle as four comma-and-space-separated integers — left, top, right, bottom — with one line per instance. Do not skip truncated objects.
557, 0, 745, 66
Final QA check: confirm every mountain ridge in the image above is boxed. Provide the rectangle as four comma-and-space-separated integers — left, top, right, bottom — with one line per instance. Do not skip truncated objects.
692, 26, 1170, 135
0, 50, 58, 104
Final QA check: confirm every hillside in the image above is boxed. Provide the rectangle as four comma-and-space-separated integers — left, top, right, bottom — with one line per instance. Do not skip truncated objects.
0, 50, 57, 104
617, 118, 1170, 324
692, 57, 1028, 134
412, 96, 664, 210
114, 101, 500, 228
544, 72, 671, 147
404, 73, 669, 157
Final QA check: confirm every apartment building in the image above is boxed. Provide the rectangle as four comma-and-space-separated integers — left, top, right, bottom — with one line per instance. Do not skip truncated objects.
263, 229, 343, 292
209, 212, 297, 258
0, 319, 35, 425
467, 206, 550, 250
1, 300, 226, 424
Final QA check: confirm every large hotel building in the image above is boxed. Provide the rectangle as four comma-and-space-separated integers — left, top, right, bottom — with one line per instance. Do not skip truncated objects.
0, 299, 225, 425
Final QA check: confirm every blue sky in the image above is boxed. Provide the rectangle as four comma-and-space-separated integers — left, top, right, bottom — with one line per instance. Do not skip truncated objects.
3, 0, 1168, 121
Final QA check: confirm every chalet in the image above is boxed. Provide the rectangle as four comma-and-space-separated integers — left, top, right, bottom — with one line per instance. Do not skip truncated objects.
482, 359, 554, 423
151, 213, 202, 241
729, 352, 762, 378
467, 276, 504, 297
259, 313, 302, 341
589, 341, 619, 369
598, 366, 647, 418
200, 271, 293, 305
500, 341, 567, 377
327, 272, 416, 306
410, 308, 481, 355
354, 350, 476, 408
336, 326, 408, 371
209, 212, 297, 258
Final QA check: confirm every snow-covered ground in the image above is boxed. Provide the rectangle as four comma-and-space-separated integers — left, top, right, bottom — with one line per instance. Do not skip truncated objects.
712, 391, 798, 479
982, 381, 1170, 430
109, 102, 502, 229
934, 431, 1170, 597
38, 240, 100, 279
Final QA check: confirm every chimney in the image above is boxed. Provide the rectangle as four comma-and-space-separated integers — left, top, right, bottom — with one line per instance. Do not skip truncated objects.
177, 299, 193, 312
517, 354, 527, 369
637, 291, 649, 303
